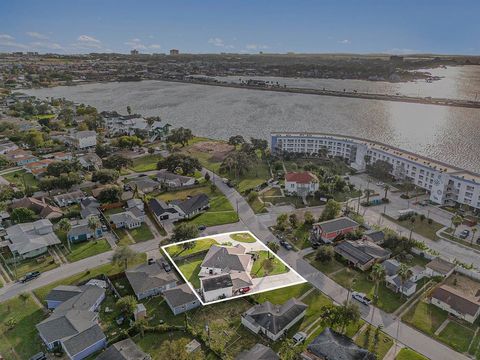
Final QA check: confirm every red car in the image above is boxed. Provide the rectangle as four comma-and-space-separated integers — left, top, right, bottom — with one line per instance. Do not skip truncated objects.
239, 287, 251, 294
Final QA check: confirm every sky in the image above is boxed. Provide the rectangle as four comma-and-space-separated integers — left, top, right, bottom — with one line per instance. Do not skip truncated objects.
1, 0, 479, 55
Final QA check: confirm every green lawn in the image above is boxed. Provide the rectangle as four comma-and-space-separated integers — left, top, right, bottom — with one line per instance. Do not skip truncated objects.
0, 295, 46, 359
136, 332, 206, 360
34, 252, 146, 303
253, 283, 312, 304
249, 195, 267, 214
10, 253, 59, 279
230, 232, 257, 243
354, 325, 394, 360
250, 251, 289, 278
306, 253, 345, 275
402, 300, 448, 336
142, 297, 185, 327
383, 214, 444, 241
189, 210, 238, 227
164, 238, 218, 258
299, 290, 333, 331
130, 154, 163, 172
176, 255, 203, 289
129, 223, 154, 242
332, 268, 406, 313
66, 239, 111, 262
396, 348, 429, 360
2, 169, 39, 191
115, 228, 133, 246
437, 321, 475, 353
263, 187, 282, 197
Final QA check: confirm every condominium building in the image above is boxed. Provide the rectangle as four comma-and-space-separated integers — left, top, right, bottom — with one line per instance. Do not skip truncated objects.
271, 132, 480, 211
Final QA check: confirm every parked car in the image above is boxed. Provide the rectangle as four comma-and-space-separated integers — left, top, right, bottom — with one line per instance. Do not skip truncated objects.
292, 331, 307, 344
198, 225, 207, 231
459, 229, 470, 239
29, 353, 47, 360
352, 291, 371, 306
162, 262, 172, 272
20, 271, 40, 283
239, 287, 251, 294
279, 240, 293, 250
147, 258, 155, 265
376, 182, 384, 187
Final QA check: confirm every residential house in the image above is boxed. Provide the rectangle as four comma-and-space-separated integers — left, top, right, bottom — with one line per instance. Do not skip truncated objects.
242, 298, 308, 341
109, 210, 143, 229
80, 197, 101, 219
0, 138, 18, 154
156, 169, 196, 189
148, 194, 210, 222
200, 273, 233, 302
301, 327, 375, 360
312, 217, 360, 243
163, 283, 201, 315
53, 190, 86, 207
101, 111, 170, 140
363, 230, 385, 244
148, 199, 181, 221
334, 241, 375, 271
382, 259, 424, 297
96, 338, 151, 360
11, 197, 63, 219
129, 177, 160, 194
45, 285, 84, 309
36, 285, 106, 360
43, 151, 73, 162
4, 148, 38, 166
78, 153, 103, 171
431, 283, 480, 324
23, 158, 55, 178
425, 257, 456, 278
67, 219, 103, 243
236, 344, 279, 360
125, 260, 178, 300
5, 219, 61, 259
284, 172, 319, 196
199, 244, 253, 277
70, 130, 97, 149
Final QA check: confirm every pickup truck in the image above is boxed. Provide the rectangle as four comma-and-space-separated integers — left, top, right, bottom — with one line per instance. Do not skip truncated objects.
20, 271, 40, 283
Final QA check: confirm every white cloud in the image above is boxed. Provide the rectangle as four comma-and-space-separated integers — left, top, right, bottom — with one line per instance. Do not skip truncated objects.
125, 39, 147, 50
77, 35, 101, 44
26, 31, 48, 40
131, 38, 141, 42
149, 44, 161, 49
208, 37, 225, 47
384, 48, 418, 54
31, 41, 63, 50
0, 34, 14, 40
338, 39, 351, 44
245, 43, 269, 50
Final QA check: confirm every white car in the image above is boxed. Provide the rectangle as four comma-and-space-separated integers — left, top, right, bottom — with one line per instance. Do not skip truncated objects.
292, 331, 307, 344
352, 291, 371, 306
376, 182, 385, 187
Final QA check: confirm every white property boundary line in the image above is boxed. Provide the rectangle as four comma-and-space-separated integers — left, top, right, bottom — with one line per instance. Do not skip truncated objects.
161, 230, 307, 306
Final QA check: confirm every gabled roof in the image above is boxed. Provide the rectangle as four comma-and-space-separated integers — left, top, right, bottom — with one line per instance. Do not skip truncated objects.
243, 298, 308, 335
285, 171, 318, 184
6, 219, 61, 255
334, 241, 374, 266
125, 260, 178, 296
236, 343, 279, 360
63, 324, 105, 357
201, 273, 233, 292
172, 193, 209, 215
431, 284, 480, 317
157, 169, 194, 185
426, 257, 455, 275
148, 198, 178, 217
364, 230, 385, 243
350, 240, 391, 260
307, 328, 375, 360
387, 274, 416, 291
314, 217, 359, 234
96, 338, 151, 360
163, 283, 198, 308
46, 285, 83, 303
382, 259, 401, 277
201, 244, 251, 272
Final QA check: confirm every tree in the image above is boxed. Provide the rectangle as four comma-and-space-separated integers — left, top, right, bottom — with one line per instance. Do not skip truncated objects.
315, 245, 334, 262
228, 135, 245, 146
5, 317, 17, 330
383, 184, 390, 200
397, 263, 413, 299
92, 169, 120, 184
276, 213, 289, 231
11, 207, 36, 223
88, 216, 101, 238
95, 143, 112, 158
320, 199, 341, 221
319, 304, 343, 329
46, 160, 81, 177
103, 154, 133, 171
0, 185, 15, 201
114, 135, 143, 149
278, 338, 298, 360
220, 151, 253, 178
204, 172, 211, 182
167, 127, 193, 147
289, 213, 298, 229
126, 105, 132, 115
98, 186, 122, 203
304, 211, 314, 227
267, 241, 280, 256
451, 214, 463, 232
250, 137, 268, 156
366, 160, 393, 181
58, 218, 72, 250
172, 222, 199, 242
112, 246, 137, 269
134, 318, 148, 337
116, 295, 137, 316
370, 263, 386, 323
471, 227, 478, 245
338, 301, 361, 333
157, 153, 201, 175
158, 338, 204, 360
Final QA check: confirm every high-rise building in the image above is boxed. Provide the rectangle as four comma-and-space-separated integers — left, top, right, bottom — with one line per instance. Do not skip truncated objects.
169, 49, 179, 55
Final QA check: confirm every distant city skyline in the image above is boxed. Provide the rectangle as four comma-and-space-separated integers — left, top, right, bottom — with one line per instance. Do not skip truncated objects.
1, 0, 479, 55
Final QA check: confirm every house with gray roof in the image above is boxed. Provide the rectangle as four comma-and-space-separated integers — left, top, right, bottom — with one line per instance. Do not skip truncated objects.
78, 153, 102, 171
425, 257, 456, 278
302, 328, 375, 360
130, 177, 159, 194
148, 198, 181, 221
170, 193, 210, 219
53, 190, 85, 207
36, 285, 106, 360
45, 285, 83, 309
156, 169, 196, 189
125, 260, 178, 300
334, 240, 391, 271
96, 338, 151, 360
200, 244, 252, 276
80, 197, 101, 219
67, 219, 103, 244
163, 283, 201, 315
236, 344, 279, 360
242, 298, 308, 341
201, 273, 233, 302
5, 219, 61, 259
109, 210, 143, 230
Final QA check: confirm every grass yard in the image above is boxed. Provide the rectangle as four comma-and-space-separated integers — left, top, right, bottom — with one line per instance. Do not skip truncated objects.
306, 253, 346, 275
355, 325, 394, 360
396, 348, 429, 360
248, 195, 267, 214
164, 238, 218, 258
143, 297, 185, 327
402, 300, 448, 336
189, 211, 238, 227
263, 187, 282, 197
437, 321, 476, 353
298, 290, 333, 330
0, 295, 45, 359
383, 214, 444, 241
253, 283, 312, 304
34, 252, 146, 303
332, 268, 406, 313
66, 239, 111, 262
130, 154, 163, 172
115, 228, 134, 246
176, 255, 203, 289
129, 223, 154, 242
250, 251, 289, 278
10, 253, 59, 279
2, 169, 39, 191
230, 232, 257, 243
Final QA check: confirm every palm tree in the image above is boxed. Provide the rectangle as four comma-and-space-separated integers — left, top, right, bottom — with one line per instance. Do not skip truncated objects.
397, 264, 413, 299
58, 218, 72, 251
126, 105, 132, 115
408, 216, 416, 241
87, 216, 101, 239
383, 184, 390, 200
451, 214, 463, 235
370, 264, 386, 324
